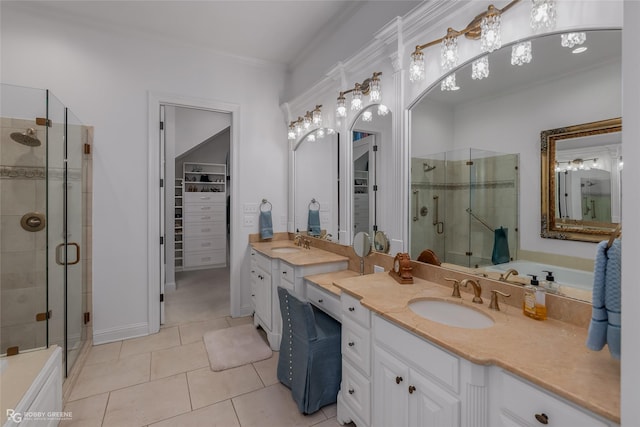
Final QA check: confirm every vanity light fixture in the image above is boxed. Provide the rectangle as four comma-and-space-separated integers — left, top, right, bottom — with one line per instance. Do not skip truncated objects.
316, 128, 325, 139
511, 41, 532, 66
303, 112, 312, 130
312, 105, 323, 126
472, 56, 490, 80
377, 104, 389, 116
306, 134, 316, 142
555, 157, 599, 172
409, 0, 557, 83
295, 117, 304, 136
362, 111, 373, 122
561, 32, 586, 48
287, 123, 296, 140
441, 74, 460, 91
334, 72, 383, 118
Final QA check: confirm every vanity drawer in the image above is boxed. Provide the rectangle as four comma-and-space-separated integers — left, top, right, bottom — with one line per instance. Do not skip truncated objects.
251, 251, 271, 272
342, 361, 371, 426
342, 318, 371, 376
306, 282, 341, 322
499, 371, 608, 427
280, 262, 295, 285
342, 292, 370, 328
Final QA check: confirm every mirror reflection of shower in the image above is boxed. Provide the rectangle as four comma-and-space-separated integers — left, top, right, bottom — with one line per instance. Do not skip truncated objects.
423, 162, 436, 172
10, 127, 41, 147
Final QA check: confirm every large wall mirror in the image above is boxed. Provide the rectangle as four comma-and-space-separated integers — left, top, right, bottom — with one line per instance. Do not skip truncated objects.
293, 128, 340, 240
351, 104, 391, 242
541, 118, 621, 242
409, 29, 621, 301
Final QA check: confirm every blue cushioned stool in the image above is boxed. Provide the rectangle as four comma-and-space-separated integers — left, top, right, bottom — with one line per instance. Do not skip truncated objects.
277, 287, 342, 414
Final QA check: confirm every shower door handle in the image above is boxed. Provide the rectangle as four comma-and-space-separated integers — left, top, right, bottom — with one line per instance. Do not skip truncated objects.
56, 242, 81, 266
412, 190, 419, 221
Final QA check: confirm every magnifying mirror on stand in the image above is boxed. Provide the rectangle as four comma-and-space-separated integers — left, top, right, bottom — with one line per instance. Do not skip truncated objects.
353, 231, 372, 275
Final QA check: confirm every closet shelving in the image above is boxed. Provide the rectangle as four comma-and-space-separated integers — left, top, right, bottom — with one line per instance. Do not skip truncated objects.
175, 177, 184, 271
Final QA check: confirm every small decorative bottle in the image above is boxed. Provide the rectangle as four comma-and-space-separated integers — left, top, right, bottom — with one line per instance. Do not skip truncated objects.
523, 274, 547, 320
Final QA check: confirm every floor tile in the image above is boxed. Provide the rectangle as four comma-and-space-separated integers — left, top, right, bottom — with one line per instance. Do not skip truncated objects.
149, 400, 240, 427
232, 383, 327, 427
69, 353, 150, 401
253, 351, 280, 387
321, 403, 337, 419
84, 341, 122, 366
119, 326, 180, 358
179, 317, 229, 345
311, 418, 345, 427
187, 364, 264, 409
103, 373, 191, 427
150, 340, 209, 380
226, 315, 253, 327
60, 393, 108, 427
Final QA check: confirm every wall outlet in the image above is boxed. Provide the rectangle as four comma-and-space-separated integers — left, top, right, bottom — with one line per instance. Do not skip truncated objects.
243, 215, 255, 227
243, 203, 259, 214
374, 265, 385, 273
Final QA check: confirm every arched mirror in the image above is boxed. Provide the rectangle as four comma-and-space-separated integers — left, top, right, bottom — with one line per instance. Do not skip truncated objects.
293, 127, 340, 240
351, 104, 391, 241
409, 29, 621, 302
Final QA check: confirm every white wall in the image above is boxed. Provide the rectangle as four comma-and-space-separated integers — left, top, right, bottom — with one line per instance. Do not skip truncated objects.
174, 107, 230, 158
0, 3, 288, 342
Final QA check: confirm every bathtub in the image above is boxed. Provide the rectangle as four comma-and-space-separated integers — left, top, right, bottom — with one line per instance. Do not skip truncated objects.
484, 260, 594, 291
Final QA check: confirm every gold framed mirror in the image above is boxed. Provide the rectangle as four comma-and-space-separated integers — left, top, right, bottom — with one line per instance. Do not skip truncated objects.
541, 118, 621, 242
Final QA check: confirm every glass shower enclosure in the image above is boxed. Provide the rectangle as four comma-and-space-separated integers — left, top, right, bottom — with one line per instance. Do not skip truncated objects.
410, 148, 519, 268
1, 83, 87, 376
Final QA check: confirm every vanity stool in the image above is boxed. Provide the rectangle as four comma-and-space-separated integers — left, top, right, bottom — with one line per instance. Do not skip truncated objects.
276, 287, 342, 414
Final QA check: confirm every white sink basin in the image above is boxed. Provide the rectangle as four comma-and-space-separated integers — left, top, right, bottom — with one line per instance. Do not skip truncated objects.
271, 247, 302, 254
408, 299, 494, 329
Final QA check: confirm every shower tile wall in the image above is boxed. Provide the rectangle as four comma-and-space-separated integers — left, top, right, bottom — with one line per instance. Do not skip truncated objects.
0, 117, 48, 353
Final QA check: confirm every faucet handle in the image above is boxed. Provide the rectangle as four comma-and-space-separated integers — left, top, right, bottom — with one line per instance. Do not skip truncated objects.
489, 290, 511, 311
444, 278, 461, 298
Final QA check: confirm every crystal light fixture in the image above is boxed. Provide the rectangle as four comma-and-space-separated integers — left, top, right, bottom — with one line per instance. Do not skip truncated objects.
409, 50, 425, 82
306, 134, 316, 142
312, 105, 322, 126
369, 75, 381, 102
472, 56, 489, 80
287, 124, 296, 140
362, 111, 373, 122
441, 74, 460, 91
336, 93, 347, 118
511, 41, 532, 66
303, 112, 312, 130
295, 117, 303, 136
561, 32, 586, 48
377, 104, 389, 116
481, 6, 502, 53
351, 84, 363, 111
440, 30, 458, 72
316, 128, 325, 139
530, 0, 556, 31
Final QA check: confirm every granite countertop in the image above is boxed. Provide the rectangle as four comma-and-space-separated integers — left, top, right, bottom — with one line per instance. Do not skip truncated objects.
251, 240, 349, 266
304, 270, 361, 296
333, 272, 620, 424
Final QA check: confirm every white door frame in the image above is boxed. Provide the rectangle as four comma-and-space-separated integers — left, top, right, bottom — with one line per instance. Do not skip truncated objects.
147, 91, 240, 334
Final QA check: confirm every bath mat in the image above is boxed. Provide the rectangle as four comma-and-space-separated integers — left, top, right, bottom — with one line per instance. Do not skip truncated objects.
203, 324, 272, 371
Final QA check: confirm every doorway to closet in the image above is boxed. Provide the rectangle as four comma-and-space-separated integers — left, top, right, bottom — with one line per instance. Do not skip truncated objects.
161, 105, 232, 326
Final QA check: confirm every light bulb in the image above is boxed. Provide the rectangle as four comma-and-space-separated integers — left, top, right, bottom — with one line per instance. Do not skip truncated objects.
481, 9, 501, 53
440, 35, 458, 72
306, 134, 316, 142
441, 74, 460, 91
362, 111, 373, 122
303, 114, 312, 130
409, 50, 425, 82
511, 41, 532, 66
377, 104, 389, 116
369, 78, 381, 102
561, 32, 586, 48
287, 126, 296, 141
295, 120, 303, 136
530, 0, 556, 31
336, 95, 347, 118
316, 128, 325, 139
472, 56, 489, 80
312, 108, 322, 126
351, 86, 363, 111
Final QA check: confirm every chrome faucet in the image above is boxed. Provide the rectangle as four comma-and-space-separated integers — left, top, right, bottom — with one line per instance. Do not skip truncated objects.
499, 268, 519, 282
461, 279, 483, 304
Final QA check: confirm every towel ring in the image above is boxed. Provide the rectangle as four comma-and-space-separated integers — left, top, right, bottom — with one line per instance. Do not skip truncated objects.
260, 199, 272, 212
308, 198, 320, 211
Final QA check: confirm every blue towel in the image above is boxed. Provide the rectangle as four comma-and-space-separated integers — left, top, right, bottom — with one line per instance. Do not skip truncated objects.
308, 209, 321, 236
491, 227, 510, 265
586, 239, 621, 360
259, 210, 273, 239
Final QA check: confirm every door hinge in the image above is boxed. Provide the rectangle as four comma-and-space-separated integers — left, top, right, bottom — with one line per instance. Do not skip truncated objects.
466, 161, 474, 166
83, 312, 91, 324
36, 310, 52, 322
36, 117, 52, 127
160, 236, 164, 245
465, 251, 473, 256
160, 178, 164, 188
160, 293, 164, 302
373, 225, 378, 231
160, 121, 164, 130
373, 185, 378, 192
373, 145, 378, 152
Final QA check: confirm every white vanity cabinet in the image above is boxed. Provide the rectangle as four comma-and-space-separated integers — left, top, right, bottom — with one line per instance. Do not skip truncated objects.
279, 259, 348, 300
250, 250, 275, 346
489, 368, 618, 427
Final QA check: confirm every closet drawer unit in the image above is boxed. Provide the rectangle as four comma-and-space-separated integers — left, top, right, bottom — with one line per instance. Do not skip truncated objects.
184, 203, 225, 216
184, 193, 225, 205
342, 318, 371, 375
184, 222, 226, 237
306, 282, 341, 321
342, 361, 371, 426
184, 213, 221, 224
499, 371, 608, 427
185, 237, 224, 252
342, 293, 370, 328
184, 249, 225, 267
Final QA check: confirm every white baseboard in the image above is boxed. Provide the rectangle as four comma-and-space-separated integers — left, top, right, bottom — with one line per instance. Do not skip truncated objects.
93, 322, 149, 345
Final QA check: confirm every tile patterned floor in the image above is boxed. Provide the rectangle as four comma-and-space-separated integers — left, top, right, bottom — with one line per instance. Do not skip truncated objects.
62, 268, 346, 427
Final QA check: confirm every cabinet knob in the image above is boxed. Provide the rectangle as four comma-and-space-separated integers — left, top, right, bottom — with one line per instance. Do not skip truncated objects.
282, 271, 287, 275
395, 376, 403, 384
251, 294, 255, 297
348, 341, 355, 347
318, 299, 324, 303
408, 385, 416, 394
348, 306, 355, 312
348, 388, 355, 395
535, 413, 549, 425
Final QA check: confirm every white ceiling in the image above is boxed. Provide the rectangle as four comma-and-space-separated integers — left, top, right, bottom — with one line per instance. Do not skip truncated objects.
25, 0, 370, 66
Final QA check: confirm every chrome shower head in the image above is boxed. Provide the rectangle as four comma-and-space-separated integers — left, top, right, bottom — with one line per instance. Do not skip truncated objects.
10, 128, 41, 147
423, 163, 436, 172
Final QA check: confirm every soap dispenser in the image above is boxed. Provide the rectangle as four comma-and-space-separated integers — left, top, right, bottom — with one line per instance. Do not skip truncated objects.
542, 270, 559, 294
523, 274, 547, 320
